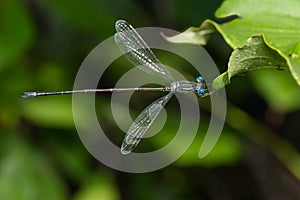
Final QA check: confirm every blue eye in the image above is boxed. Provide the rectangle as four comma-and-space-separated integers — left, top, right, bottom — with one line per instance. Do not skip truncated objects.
198, 88, 205, 94
196, 76, 204, 82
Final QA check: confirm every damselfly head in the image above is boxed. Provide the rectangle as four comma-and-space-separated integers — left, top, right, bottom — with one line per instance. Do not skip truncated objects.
194, 76, 209, 96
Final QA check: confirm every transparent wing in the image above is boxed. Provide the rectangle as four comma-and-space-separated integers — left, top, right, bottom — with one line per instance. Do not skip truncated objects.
121, 92, 174, 154
114, 20, 175, 83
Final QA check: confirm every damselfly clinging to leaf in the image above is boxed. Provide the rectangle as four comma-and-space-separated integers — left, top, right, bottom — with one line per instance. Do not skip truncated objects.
22, 20, 210, 154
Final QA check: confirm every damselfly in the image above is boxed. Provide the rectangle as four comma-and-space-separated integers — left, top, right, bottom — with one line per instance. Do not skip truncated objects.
22, 20, 209, 154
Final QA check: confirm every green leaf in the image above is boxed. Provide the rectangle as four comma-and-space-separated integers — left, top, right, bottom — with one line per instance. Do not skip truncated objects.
211, 72, 229, 91
162, 24, 215, 45
212, 35, 288, 90
164, 0, 300, 87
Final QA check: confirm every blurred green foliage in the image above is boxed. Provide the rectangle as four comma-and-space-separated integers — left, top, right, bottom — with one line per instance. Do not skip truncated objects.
1, 0, 300, 199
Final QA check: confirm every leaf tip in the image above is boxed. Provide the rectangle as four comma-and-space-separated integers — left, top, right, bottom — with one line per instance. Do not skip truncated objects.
212, 72, 230, 91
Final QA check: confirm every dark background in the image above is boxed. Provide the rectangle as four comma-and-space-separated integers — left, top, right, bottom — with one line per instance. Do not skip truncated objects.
1, 0, 300, 199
